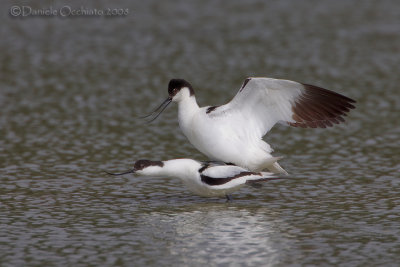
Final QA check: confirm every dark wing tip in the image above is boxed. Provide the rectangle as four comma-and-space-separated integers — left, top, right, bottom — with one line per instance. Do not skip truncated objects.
288, 84, 356, 128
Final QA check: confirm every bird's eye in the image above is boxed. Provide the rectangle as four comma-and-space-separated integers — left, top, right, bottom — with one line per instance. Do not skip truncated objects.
173, 88, 178, 93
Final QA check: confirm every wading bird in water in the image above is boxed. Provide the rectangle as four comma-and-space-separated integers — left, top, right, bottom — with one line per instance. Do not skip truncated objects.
144, 78, 356, 174
106, 159, 283, 201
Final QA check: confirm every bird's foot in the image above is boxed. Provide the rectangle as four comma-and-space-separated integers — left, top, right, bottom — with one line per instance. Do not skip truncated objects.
225, 194, 233, 202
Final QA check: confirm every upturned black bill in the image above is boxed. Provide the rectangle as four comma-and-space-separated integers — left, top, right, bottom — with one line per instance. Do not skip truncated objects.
140, 97, 172, 123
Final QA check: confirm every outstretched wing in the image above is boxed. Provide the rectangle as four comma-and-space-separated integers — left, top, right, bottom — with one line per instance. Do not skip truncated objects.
209, 77, 356, 138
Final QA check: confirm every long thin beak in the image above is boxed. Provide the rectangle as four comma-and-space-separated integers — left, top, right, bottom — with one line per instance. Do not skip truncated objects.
140, 97, 172, 123
105, 169, 135, 176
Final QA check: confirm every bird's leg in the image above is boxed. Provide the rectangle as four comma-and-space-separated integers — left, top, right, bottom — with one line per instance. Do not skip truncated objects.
225, 194, 233, 202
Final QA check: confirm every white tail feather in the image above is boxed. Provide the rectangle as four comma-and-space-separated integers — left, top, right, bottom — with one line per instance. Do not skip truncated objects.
263, 157, 289, 175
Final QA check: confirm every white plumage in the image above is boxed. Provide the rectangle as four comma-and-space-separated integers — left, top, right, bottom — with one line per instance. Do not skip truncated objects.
106, 159, 279, 200
146, 77, 356, 174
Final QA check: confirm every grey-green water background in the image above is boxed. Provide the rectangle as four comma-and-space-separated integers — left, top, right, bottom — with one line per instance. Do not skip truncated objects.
1, 0, 399, 266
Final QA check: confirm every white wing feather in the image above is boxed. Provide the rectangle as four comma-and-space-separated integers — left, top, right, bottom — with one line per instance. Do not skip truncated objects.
229, 78, 304, 136
208, 77, 356, 139
201, 165, 249, 179
200, 164, 276, 187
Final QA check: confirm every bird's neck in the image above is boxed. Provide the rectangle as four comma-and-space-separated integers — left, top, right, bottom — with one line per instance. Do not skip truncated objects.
158, 159, 201, 181
178, 95, 199, 131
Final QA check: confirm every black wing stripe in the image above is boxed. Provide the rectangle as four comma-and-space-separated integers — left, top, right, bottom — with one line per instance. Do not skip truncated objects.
200, 171, 260, 186
198, 164, 210, 173
239, 78, 252, 92
206, 106, 220, 114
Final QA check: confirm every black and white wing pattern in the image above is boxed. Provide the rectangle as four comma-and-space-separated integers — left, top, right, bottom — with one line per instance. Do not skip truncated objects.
198, 163, 275, 186
210, 77, 356, 138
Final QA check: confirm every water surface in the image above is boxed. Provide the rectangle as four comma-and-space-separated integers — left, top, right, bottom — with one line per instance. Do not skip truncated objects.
1, 0, 399, 266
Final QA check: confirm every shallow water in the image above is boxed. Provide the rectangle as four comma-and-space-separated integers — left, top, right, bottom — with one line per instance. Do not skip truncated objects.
1, 0, 399, 266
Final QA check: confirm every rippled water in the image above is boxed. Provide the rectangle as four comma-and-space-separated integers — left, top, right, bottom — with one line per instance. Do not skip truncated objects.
1, 0, 399, 266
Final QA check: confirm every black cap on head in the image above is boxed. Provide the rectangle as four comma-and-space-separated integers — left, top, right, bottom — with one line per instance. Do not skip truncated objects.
134, 160, 164, 171
168, 79, 194, 96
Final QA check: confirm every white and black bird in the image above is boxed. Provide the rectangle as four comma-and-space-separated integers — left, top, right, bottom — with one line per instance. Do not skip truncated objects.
144, 77, 356, 174
106, 159, 282, 200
